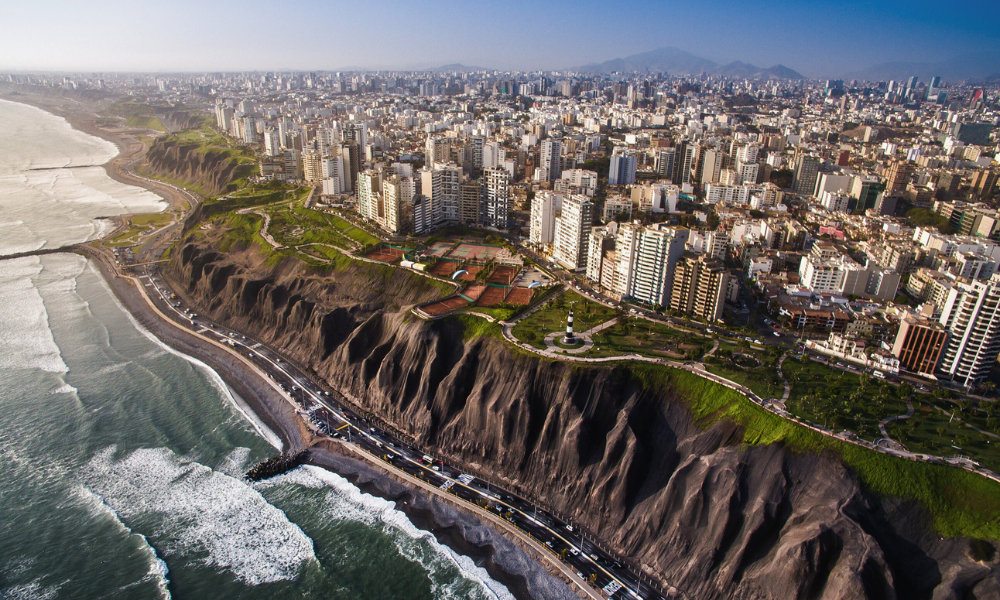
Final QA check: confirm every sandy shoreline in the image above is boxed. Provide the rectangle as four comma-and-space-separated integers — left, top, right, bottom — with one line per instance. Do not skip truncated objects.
0, 91, 581, 600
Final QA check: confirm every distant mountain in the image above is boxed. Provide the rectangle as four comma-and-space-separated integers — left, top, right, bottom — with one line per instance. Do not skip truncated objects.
433, 63, 487, 73
576, 46, 717, 75
575, 47, 803, 79
844, 52, 1000, 83
714, 61, 804, 80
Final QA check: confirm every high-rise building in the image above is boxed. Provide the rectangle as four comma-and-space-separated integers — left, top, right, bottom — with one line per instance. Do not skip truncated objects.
482, 167, 510, 228
263, 129, 282, 157
609, 150, 637, 186
850, 175, 886, 212
302, 150, 323, 182
937, 274, 1000, 386
341, 141, 360, 193
698, 149, 723, 186
379, 175, 405, 234
885, 160, 914, 195
426, 137, 452, 165
792, 155, 821, 196
460, 181, 481, 225
529, 191, 563, 246
628, 226, 689, 306
892, 315, 948, 376
669, 254, 729, 321
419, 163, 463, 226
553, 194, 593, 270
470, 136, 485, 170
675, 141, 699, 186
540, 138, 562, 181
356, 169, 383, 223
655, 149, 676, 181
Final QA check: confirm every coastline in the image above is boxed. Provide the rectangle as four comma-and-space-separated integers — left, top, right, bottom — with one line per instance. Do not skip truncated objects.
0, 92, 582, 600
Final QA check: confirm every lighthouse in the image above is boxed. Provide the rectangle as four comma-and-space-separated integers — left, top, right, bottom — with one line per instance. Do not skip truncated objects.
565, 308, 575, 342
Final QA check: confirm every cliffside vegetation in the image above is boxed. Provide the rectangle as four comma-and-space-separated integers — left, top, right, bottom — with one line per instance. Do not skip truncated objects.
141, 123, 257, 196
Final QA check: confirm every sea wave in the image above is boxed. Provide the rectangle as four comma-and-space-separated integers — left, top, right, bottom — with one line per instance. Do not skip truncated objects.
0, 257, 68, 373
82, 446, 316, 586
73, 486, 171, 600
269, 465, 514, 600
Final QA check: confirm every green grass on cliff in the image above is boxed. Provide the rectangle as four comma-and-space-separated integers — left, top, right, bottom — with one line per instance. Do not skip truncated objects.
631, 363, 1000, 541
126, 115, 166, 131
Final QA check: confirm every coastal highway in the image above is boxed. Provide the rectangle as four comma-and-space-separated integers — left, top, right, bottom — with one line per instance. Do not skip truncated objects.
135, 265, 678, 600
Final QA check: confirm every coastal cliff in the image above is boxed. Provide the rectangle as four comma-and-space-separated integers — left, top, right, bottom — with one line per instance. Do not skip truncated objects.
167, 239, 1000, 600
144, 136, 255, 196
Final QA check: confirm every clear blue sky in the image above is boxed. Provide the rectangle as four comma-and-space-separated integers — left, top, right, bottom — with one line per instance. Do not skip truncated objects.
0, 0, 997, 77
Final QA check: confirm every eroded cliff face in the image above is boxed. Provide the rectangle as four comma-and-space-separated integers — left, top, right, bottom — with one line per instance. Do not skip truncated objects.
168, 240, 1000, 600
144, 137, 255, 196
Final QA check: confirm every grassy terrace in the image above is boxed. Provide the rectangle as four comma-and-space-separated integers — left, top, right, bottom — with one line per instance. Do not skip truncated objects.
594, 318, 711, 360
703, 349, 784, 399
781, 358, 909, 440
106, 211, 174, 246
327, 213, 381, 246
886, 398, 1000, 474
512, 291, 619, 349
636, 363, 1000, 540
125, 115, 166, 131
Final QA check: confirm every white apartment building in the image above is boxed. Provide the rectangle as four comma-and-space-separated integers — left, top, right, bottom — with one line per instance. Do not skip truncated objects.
529, 191, 563, 246
482, 167, 510, 229
628, 225, 689, 306
799, 258, 848, 294
421, 162, 462, 226
821, 191, 851, 212
553, 195, 593, 270
937, 274, 1000, 386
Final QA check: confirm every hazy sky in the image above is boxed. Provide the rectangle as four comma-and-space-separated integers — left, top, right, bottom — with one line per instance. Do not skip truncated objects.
1, 0, 997, 77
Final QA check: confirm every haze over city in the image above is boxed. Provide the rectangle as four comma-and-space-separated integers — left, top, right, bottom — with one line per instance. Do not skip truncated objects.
1, 0, 998, 77
2, 1, 1000, 599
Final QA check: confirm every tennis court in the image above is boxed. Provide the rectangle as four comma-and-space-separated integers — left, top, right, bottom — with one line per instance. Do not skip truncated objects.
505, 287, 534, 305
363, 247, 406, 263
476, 286, 507, 307
425, 241, 454, 257
462, 283, 486, 301
487, 265, 519, 285
422, 296, 471, 316
429, 260, 460, 277
446, 243, 501, 261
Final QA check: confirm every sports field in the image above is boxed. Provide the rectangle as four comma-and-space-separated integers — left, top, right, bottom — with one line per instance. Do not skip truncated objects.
446, 243, 501, 261
363, 247, 406, 263
422, 296, 470, 316
487, 265, 519, 285
476, 286, 507, 306
425, 241, 454, 257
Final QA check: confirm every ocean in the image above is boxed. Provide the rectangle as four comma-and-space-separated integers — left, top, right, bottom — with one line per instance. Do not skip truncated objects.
0, 99, 513, 600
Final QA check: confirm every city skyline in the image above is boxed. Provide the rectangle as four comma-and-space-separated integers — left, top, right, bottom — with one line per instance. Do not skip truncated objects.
1, 0, 998, 78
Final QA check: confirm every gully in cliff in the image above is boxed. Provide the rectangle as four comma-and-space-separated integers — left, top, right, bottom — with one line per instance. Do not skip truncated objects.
244, 450, 308, 481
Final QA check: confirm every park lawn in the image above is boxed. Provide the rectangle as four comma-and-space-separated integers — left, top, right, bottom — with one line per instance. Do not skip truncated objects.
511, 290, 618, 348
886, 401, 1000, 474
598, 318, 708, 359
466, 306, 519, 321
131, 212, 173, 227
632, 363, 1000, 541
782, 357, 910, 441
704, 359, 782, 399
126, 115, 166, 131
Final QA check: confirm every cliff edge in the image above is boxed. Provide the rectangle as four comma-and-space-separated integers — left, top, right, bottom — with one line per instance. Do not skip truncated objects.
167, 238, 1000, 600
